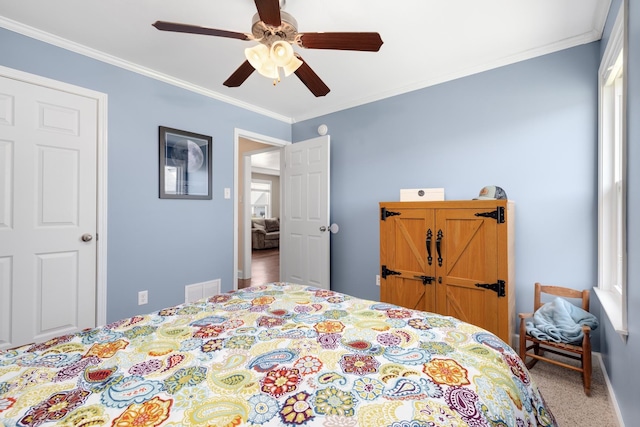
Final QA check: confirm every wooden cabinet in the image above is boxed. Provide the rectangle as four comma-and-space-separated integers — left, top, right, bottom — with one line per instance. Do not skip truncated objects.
379, 200, 515, 344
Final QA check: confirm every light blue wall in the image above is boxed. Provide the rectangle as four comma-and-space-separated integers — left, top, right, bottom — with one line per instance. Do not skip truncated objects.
0, 28, 291, 323
598, 0, 640, 425
293, 44, 600, 340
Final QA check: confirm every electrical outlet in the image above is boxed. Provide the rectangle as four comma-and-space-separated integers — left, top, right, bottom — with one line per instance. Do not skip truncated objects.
376, 274, 380, 286
138, 290, 148, 305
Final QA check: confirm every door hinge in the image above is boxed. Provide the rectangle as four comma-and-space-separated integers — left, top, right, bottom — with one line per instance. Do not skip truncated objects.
475, 280, 506, 297
381, 207, 401, 221
414, 275, 435, 285
381, 265, 401, 279
474, 206, 505, 223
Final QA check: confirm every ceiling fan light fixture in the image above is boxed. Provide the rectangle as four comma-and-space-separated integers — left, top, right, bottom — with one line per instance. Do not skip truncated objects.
258, 58, 280, 80
282, 55, 303, 77
270, 40, 294, 67
244, 44, 270, 70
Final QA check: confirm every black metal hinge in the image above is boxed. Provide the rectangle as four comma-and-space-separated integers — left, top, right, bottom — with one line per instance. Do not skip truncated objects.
474, 206, 505, 223
381, 207, 401, 221
381, 265, 401, 279
475, 280, 506, 297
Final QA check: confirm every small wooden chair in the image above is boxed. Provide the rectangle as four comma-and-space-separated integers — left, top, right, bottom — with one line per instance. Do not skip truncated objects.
518, 282, 592, 396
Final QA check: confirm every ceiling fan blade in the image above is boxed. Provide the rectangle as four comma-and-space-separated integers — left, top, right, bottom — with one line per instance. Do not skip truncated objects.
152, 21, 250, 41
294, 55, 330, 97
223, 61, 255, 87
297, 32, 383, 52
254, 0, 281, 27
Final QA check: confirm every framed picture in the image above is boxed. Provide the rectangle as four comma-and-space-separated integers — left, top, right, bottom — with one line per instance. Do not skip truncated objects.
159, 126, 212, 199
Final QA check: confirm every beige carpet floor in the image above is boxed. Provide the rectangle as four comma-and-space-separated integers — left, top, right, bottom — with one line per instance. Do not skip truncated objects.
526, 354, 620, 426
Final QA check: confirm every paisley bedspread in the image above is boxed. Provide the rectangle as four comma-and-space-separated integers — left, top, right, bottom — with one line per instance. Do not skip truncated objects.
0, 283, 556, 426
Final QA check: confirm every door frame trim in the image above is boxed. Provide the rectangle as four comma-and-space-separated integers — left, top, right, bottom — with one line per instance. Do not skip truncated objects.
0, 65, 108, 326
233, 128, 289, 290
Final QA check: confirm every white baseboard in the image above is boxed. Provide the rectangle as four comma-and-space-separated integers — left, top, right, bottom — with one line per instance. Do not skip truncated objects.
595, 353, 625, 427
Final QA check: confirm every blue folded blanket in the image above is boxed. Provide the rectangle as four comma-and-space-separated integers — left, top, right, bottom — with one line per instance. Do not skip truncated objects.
525, 297, 599, 344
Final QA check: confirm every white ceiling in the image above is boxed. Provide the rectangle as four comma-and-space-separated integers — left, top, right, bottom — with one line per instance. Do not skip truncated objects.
0, 0, 611, 123
251, 149, 280, 174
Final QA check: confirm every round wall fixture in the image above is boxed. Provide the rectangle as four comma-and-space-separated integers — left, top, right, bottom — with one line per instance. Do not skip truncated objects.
317, 124, 328, 136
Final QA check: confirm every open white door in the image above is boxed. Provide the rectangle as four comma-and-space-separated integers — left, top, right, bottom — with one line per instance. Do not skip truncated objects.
281, 135, 330, 289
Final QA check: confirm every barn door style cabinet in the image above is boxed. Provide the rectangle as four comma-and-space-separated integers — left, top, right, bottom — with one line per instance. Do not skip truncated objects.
379, 200, 515, 344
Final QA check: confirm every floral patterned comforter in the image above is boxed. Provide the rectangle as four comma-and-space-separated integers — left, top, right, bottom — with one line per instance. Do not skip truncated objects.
0, 283, 556, 427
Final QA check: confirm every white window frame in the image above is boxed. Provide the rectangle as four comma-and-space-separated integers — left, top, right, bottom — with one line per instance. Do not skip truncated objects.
251, 179, 272, 219
595, 3, 628, 339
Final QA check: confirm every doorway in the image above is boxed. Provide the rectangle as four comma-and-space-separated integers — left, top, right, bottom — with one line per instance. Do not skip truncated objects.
233, 131, 331, 291
240, 148, 281, 289
233, 129, 288, 290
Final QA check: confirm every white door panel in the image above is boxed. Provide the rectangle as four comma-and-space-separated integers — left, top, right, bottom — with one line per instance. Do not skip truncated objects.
287, 233, 304, 283
282, 136, 330, 289
36, 251, 79, 336
0, 75, 98, 349
306, 235, 324, 287
0, 140, 12, 229
0, 256, 11, 344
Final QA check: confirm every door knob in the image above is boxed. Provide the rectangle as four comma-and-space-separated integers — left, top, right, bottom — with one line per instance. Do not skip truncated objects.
81, 233, 93, 242
319, 224, 339, 233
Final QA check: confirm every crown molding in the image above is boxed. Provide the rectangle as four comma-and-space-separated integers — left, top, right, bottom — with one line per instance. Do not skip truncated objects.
291, 29, 605, 122
0, 17, 293, 124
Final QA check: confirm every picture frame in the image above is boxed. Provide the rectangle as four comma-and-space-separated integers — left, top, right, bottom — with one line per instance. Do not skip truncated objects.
159, 126, 212, 199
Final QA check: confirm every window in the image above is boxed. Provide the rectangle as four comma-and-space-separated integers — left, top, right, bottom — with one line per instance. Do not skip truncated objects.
251, 179, 271, 218
595, 4, 627, 338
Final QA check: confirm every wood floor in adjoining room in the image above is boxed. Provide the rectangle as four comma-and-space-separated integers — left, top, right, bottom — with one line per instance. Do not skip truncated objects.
238, 248, 279, 289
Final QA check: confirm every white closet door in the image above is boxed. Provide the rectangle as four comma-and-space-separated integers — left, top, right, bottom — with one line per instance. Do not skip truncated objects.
0, 74, 98, 349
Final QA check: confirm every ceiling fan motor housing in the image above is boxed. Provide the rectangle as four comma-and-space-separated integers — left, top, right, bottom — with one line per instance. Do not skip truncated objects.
251, 11, 298, 45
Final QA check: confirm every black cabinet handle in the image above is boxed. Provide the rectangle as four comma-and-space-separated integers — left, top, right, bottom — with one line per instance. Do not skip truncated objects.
436, 229, 443, 267
426, 229, 433, 266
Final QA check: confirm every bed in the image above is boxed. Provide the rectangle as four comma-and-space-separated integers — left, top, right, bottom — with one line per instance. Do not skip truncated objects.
0, 283, 556, 426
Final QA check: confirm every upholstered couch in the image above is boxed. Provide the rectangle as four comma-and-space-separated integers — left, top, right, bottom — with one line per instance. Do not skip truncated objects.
251, 218, 280, 250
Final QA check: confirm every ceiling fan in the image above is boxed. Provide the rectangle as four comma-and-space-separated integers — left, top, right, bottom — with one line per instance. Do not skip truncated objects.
152, 0, 383, 97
